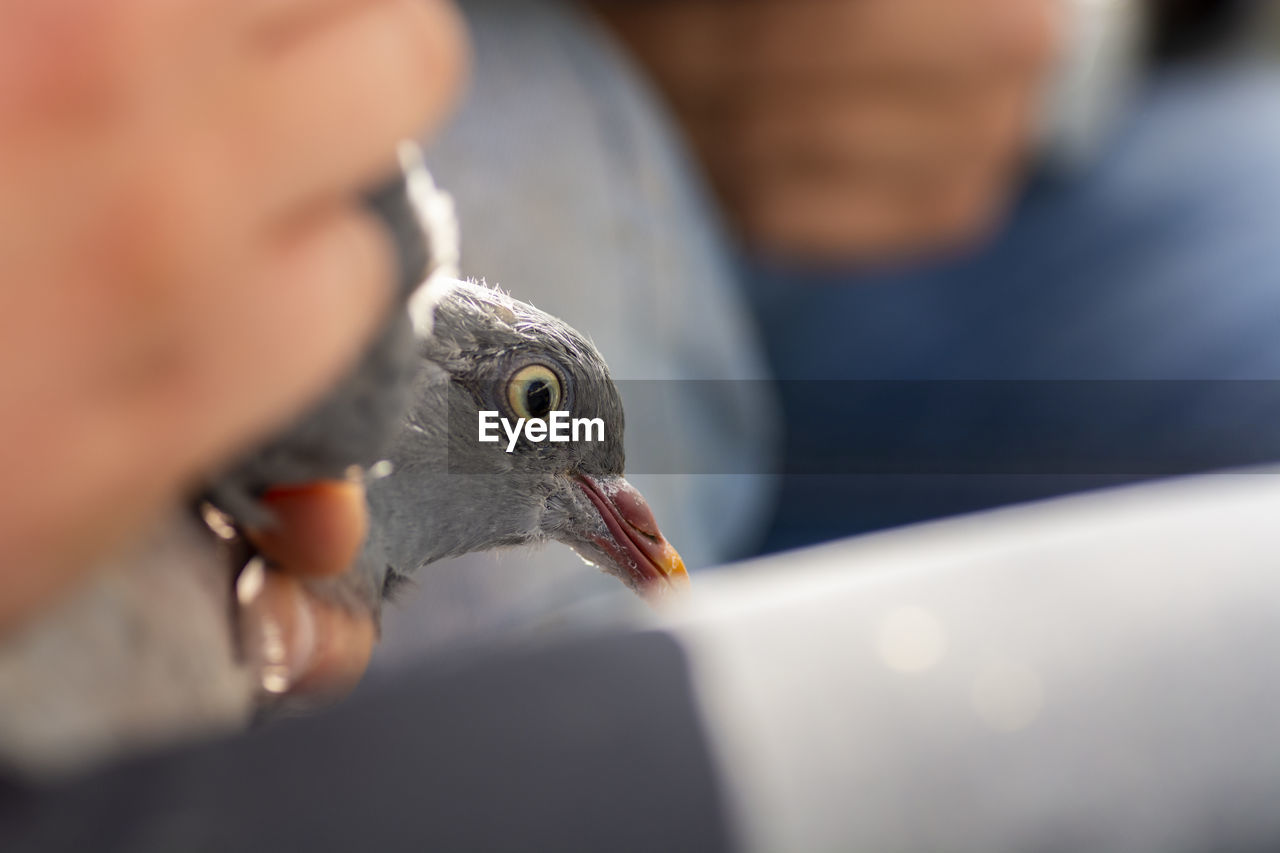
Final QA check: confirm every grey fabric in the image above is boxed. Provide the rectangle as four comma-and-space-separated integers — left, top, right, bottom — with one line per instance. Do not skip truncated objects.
377, 0, 777, 664
670, 469, 1280, 853
0, 513, 254, 779
1, 632, 734, 853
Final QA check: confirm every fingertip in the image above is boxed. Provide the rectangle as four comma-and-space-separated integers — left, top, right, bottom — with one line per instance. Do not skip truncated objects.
240, 569, 375, 699
248, 478, 369, 577
286, 593, 376, 698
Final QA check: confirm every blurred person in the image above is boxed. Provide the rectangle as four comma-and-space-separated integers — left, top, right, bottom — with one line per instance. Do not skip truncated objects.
586, 0, 1280, 551
0, 0, 466, 732
375, 0, 1277, 658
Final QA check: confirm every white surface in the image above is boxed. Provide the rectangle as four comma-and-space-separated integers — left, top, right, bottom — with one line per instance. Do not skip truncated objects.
671, 470, 1280, 852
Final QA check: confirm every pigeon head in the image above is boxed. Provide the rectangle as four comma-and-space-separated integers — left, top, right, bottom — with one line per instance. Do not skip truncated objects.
366, 279, 688, 601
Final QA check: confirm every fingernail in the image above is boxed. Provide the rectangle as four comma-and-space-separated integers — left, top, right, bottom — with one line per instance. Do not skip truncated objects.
200, 502, 239, 541
259, 610, 291, 695
237, 562, 318, 696
236, 556, 267, 607
261, 591, 317, 695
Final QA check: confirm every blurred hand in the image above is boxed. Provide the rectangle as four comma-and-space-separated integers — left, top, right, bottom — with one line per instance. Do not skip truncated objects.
0, 0, 467, 631
242, 479, 376, 697
592, 0, 1058, 260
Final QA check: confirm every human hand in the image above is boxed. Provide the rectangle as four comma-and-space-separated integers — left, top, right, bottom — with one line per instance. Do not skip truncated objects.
591, 0, 1058, 260
237, 478, 376, 697
0, 0, 467, 631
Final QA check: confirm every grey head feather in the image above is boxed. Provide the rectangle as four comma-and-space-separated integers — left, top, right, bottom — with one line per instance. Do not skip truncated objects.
348, 279, 621, 599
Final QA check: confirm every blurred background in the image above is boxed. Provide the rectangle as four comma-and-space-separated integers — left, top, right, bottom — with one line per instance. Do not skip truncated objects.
378, 0, 1280, 662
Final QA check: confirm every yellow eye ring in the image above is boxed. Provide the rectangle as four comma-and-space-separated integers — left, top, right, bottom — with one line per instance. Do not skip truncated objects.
507, 364, 563, 420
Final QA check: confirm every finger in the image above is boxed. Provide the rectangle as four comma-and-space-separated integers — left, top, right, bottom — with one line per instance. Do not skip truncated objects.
228, 0, 468, 223
285, 589, 376, 697
247, 478, 369, 578
240, 568, 375, 697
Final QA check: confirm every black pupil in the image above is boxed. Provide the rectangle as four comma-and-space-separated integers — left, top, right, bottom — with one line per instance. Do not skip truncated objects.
525, 379, 553, 417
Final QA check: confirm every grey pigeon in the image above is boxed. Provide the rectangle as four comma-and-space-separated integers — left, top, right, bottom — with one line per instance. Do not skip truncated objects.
205, 148, 687, 616
0, 274, 688, 778
330, 276, 689, 619
0, 156, 686, 779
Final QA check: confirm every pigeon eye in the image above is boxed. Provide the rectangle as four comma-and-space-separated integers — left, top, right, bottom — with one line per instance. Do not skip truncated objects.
507, 364, 562, 420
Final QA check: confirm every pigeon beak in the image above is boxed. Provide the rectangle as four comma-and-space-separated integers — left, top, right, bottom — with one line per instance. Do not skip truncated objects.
571, 474, 689, 600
